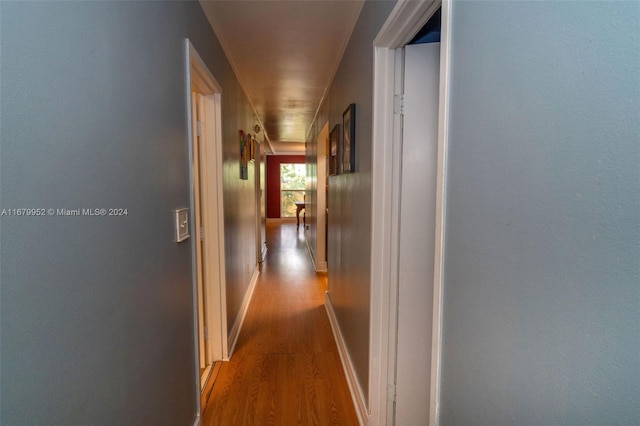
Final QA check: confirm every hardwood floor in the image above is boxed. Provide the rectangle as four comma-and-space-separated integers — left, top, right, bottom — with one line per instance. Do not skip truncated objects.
202, 222, 359, 426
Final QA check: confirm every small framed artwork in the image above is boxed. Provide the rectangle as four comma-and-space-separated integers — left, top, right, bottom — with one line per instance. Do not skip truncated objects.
239, 130, 249, 180
342, 103, 356, 173
329, 124, 339, 175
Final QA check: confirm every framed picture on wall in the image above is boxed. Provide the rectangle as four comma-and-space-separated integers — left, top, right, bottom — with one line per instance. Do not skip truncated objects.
329, 124, 339, 175
342, 103, 355, 173
239, 130, 249, 180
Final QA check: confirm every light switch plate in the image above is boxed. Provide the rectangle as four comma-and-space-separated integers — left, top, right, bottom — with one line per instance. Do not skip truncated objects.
174, 208, 190, 242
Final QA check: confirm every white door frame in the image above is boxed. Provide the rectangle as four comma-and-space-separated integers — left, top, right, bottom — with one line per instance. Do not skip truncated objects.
255, 137, 264, 266
185, 39, 228, 422
315, 121, 329, 272
369, 1, 451, 425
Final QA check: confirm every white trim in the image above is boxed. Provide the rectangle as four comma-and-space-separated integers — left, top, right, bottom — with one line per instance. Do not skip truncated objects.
188, 44, 229, 362
374, 0, 441, 48
185, 42, 201, 412
315, 261, 328, 272
227, 265, 260, 358
315, 121, 329, 269
199, 364, 212, 392
325, 292, 369, 426
305, 236, 328, 272
306, 235, 316, 264
255, 139, 265, 266
368, 46, 398, 426
192, 415, 201, 426
429, 2, 451, 424
369, 1, 447, 425
192, 93, 207, 371
200, 361, 222, 411
210, 89, 230, 361
185, 39, 229, 420
266, 217, 298, 224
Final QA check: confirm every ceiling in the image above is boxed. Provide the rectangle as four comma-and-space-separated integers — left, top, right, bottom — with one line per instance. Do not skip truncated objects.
199, 0, 364, 155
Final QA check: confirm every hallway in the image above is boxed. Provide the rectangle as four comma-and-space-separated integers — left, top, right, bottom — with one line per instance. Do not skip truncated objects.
202, 222, 358, 425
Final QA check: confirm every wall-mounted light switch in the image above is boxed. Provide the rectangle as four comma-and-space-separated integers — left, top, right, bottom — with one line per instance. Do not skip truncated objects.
174, 208, 190, 242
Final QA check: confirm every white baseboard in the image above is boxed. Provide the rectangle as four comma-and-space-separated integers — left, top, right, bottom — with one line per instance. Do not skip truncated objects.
227, 265, 260, 357
305, 236, 314, 264
324, 292, 369, 425
304, 233, 328, 272
266, 217, 297, 223
260, 244, 268, 263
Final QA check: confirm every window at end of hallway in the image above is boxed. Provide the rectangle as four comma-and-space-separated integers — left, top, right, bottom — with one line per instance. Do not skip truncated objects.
280, 163, 306, 218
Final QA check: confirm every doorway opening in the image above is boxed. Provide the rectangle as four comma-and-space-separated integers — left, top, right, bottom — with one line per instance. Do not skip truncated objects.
369, 1, 449, 425
185, 39, 228, 420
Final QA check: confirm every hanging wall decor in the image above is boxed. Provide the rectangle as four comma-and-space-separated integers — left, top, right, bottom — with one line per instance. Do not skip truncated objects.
240, 130, 249, 180
342, 103, 356, 173
329, 124, 339, 175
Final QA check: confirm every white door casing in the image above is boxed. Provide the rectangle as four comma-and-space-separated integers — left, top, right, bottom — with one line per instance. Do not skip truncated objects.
315, 121, 329, 272
191, 92, 208, 373
185, 39, 228, 422
369, 1, 451, 425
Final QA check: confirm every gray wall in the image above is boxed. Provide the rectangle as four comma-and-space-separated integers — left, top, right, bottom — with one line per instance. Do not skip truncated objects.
310, 0, 396, 402
219, 79, 259, 337
0, 1, 257, 424
440, 1, 640, 424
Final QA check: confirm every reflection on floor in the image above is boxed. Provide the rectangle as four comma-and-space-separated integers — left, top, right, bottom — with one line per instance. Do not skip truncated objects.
202, 222, 358, 425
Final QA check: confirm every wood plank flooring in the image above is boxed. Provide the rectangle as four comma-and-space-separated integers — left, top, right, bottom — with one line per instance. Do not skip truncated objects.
202, 222, 359, 426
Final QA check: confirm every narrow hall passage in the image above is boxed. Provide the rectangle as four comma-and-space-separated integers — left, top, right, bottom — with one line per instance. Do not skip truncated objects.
202, 222, 358, 425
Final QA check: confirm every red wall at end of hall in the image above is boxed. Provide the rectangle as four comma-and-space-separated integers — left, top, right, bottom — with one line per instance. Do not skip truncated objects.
267, 155, 305, 218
